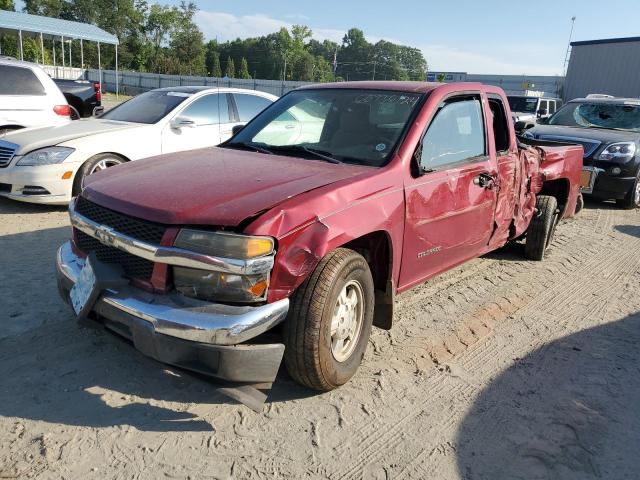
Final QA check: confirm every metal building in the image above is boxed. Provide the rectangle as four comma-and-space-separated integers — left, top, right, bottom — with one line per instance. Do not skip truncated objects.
564, 36, 640, 101
426, 71, 563, 98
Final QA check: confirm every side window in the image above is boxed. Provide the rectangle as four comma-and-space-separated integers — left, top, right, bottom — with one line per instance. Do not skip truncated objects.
420, 97, 486, 170
538, 100, 548, 114
0, 65, 45, 95
234, 94, 273, 122
489, 97, 510, 153
548, 100, 556, 114
180, 94, 225, 125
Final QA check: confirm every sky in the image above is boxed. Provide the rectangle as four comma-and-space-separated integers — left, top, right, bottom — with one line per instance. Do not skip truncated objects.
180, 0, 639, 76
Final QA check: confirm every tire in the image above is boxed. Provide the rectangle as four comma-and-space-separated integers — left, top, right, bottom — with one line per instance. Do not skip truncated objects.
615, 172, 640, 210
69, 105, 81, 120
574, 193, 584, 214
284, 248, 375, 391
525, 195, 559, 261
72, 153, 125, 196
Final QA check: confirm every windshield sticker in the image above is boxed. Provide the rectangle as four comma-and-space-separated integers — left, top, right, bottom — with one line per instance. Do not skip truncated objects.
166, 92, 193, 97
375, 143, 387, 152
355, 94, 420, 106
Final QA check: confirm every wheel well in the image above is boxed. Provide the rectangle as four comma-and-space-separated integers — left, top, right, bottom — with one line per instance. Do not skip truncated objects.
539, 178, 570, 216
72, 152, 131, 195
342, 231, 394, 330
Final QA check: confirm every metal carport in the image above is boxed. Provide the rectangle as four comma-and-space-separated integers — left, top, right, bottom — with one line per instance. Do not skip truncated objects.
0, 10, 119, 95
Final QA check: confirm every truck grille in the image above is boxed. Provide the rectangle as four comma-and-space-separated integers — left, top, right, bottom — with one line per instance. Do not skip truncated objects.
0, 141, 18, 168
75, 196, 166, 244
76, 230, 155, 280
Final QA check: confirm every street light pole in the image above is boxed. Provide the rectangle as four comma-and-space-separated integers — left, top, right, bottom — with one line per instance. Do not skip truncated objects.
562, 16, 576, 78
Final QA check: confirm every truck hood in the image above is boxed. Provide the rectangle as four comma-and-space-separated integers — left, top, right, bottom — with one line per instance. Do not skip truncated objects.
4, 119, 141, 155
82, 147, 374, 227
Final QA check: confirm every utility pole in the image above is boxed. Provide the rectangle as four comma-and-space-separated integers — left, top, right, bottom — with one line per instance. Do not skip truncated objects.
372, 60, 376, 80
562, 16, 576, 77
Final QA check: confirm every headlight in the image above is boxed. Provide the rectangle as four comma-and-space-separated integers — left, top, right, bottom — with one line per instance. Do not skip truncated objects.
174, 229, 274, 259
596, 142, 636, 161
521, 130, 535, 139
173, 230, 275, 303
17, 147, 75, 166
174, 268, 270, 303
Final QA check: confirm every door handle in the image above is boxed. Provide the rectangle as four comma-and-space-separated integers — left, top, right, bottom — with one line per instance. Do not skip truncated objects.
285, 124, 296, 130
474, 173, 496, 189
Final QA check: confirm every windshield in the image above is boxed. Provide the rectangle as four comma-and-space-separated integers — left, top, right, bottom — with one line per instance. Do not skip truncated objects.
225, 89, 423, 167
549, 101, 640, 131
102, 90, 192, 124
507, 96, 539, 113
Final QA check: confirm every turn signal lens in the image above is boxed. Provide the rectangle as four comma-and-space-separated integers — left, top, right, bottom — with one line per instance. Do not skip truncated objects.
61, 171, 73, 179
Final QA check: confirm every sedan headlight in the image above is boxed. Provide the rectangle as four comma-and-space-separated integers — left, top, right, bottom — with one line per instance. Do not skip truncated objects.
173, 230, 275, 303
17, 147, 75, 166
596, 142, 636, 161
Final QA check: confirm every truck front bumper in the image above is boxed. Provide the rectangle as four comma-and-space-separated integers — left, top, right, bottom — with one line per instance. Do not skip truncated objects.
55, 241, 288, 385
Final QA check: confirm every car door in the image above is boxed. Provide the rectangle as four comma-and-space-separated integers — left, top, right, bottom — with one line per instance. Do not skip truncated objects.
161, 93, 227, 154
399, 94, 498, 290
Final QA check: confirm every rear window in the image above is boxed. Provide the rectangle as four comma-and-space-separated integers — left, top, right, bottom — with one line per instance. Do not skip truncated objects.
0, 65, 45, 96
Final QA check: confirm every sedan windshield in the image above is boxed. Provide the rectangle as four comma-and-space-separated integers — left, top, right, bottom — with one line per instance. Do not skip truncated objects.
507, 96, 539, 113
549, 101, 640, 132
225, 89, 423, 167
101, 90, 193, 124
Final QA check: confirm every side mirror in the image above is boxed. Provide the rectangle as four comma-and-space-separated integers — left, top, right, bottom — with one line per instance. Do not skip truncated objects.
93, 106, 104, 118
232, 124, 245, 136
537, 117, 549, 125
537, 108, 548, 117
171, 116, 196, 129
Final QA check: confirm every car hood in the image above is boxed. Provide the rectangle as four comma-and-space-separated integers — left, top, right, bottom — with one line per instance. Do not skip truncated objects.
4, 119, 142, 154
529, 124, 639, 144
82, 147, 374, 227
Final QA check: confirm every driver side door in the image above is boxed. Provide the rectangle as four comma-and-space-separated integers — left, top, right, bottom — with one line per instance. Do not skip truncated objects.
161, 93, 229, 154
399, 94, 498, 290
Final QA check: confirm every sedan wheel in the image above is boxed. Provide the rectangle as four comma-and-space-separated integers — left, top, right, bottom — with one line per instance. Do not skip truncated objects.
330, 280, 365, 362
89, 158, 122, 175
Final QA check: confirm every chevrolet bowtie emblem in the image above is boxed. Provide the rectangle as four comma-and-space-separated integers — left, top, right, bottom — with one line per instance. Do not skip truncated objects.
94, 225, 117, 246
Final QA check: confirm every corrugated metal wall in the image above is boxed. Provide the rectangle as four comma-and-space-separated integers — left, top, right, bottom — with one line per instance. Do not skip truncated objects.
565, 41, 640, 100
426, 72, 563, 98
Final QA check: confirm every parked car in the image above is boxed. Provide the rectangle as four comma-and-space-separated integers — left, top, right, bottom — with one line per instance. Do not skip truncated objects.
55, 81, 582, 391
53, 78, 102, 119
0, 86, 277, 204
524, 96, 640, 209
0, 58, 71, 135
508, 95, 562, 129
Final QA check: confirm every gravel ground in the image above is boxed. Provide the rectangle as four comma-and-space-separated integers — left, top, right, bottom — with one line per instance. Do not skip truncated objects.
0, 196, 639, 479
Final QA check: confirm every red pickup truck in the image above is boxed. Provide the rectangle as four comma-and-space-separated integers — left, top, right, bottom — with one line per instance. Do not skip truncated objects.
55, 81, 583, 391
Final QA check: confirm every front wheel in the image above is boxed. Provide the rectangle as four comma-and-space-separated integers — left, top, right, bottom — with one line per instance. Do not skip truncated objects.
525, 195, 559, 261
72, 153, 125, 196
283, 248, 375, 391
616, 172, 640, 210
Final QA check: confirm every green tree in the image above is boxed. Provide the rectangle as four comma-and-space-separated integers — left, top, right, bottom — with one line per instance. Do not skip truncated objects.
224, 56, 235, 78
145, 3, 178, 71
0, 0, 15, 10
237, 57, 251, 79
205, 40, 222, 76
169, 1, 205, 75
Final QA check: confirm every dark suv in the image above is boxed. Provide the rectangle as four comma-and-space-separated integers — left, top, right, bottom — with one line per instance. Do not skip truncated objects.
525, 97, 640, 209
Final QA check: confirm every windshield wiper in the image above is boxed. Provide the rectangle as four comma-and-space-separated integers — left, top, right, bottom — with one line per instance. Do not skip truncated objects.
268, 145, 343, 164
222, 142, 274, 155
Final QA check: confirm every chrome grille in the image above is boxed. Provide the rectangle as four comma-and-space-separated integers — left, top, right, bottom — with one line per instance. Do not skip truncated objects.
75, 196, 166, 244
537, 135, 601, 158
0, 140, 18, 168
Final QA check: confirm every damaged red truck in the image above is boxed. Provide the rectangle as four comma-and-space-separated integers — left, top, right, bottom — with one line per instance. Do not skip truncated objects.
55, 82, 583, 391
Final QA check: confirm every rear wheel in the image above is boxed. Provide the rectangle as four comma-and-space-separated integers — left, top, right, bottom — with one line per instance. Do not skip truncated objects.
525, 195, 559, 261
574, 193, 584, 214
616, 172, 640, 210
283, 248, 375, 391
72, 153, 125, 196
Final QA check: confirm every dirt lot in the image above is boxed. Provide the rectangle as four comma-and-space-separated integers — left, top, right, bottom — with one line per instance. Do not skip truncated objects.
1, 197, 639, 479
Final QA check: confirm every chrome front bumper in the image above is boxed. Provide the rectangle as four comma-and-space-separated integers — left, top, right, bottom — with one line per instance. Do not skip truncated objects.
56, 241, 289, 345
56, 241, 288, 384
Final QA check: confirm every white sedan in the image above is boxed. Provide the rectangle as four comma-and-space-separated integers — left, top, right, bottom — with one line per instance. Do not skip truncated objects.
0, 86, 277, 204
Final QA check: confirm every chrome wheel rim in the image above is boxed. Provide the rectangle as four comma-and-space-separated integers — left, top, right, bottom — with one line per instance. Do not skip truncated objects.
330, 280, 364, 362
634, 180, 640, 206
89, 158, 120, 175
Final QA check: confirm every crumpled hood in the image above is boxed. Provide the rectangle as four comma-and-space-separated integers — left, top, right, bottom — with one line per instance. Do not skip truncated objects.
3, 119, 142, 155
82, 147, 374, 227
